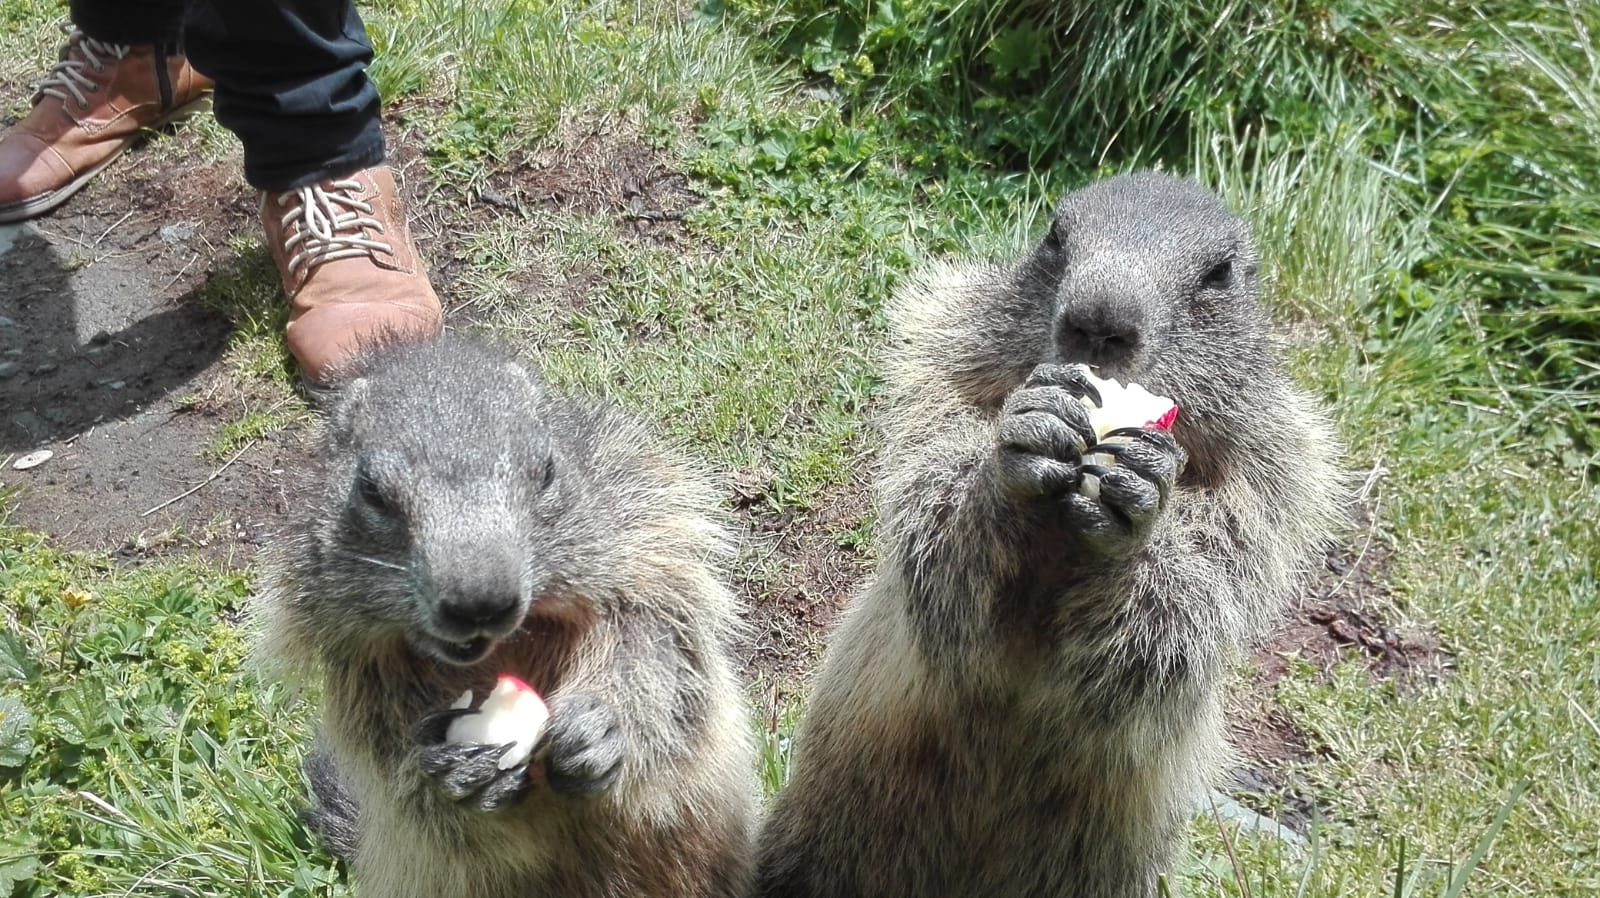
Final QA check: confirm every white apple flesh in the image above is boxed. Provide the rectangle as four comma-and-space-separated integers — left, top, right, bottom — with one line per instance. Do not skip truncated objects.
1072, 365, 1178, 440
445, 675, 552, 770
1071, 365, 1178, 502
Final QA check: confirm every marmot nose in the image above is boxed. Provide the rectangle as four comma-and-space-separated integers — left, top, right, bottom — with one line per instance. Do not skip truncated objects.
438, 592, 522, 636
1055, 300, 1144, 366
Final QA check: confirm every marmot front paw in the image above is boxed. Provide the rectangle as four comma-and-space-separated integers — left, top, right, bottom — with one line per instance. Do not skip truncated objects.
995, 363, 1102, 499
414, 707, 536, 811
1068, 427, 1186, 552
539, 693, 625, 798
413, 689, 626, 806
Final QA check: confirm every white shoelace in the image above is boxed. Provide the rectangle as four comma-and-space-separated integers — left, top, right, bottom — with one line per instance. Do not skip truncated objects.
275, 180, 394, 277
33, 26, 130, 110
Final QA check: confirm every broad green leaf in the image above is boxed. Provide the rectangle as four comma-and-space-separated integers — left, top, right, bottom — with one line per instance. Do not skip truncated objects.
0, 633, 36, 684
0, 697, 32, 768
49, 683, 115, 751
0, 848, 40, 897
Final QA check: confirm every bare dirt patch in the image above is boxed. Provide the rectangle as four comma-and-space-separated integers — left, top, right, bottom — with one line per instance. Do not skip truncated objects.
484, 127, 700, 237
730, 475, 875, 690
1225, 508, 1451, 831
1271, 536, 1448, 684
0, 123, 308, 565
388, 114, 702, 322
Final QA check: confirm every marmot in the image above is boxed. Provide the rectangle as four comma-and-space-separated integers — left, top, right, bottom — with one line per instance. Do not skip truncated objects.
256, 335, 757, 898
754, 172, 1342, 897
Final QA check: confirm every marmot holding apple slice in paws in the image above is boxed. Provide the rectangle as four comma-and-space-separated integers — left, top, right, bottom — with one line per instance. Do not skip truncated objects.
255, 335, 756, 898
754, 172, 1343, 898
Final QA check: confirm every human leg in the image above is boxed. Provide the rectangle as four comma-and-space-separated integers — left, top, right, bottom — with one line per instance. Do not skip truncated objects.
180, 0, 384, 192
0, 1, 211, 222
181, 1, 441, 385
68, 0, 188, 46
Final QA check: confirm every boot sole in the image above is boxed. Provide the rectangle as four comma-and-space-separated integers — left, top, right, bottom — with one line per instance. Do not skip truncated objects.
0, 93, 213, 225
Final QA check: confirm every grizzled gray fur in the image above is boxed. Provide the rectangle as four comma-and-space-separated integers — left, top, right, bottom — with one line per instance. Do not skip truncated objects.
754, 172, 1342, 898
256, 335, 756, 898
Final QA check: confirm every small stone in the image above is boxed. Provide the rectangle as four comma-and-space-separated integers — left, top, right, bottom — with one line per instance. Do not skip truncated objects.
13, 449, 52, 470
0, 361, 16, 379
1207, 792, 1307, 847
0, 315, 16, 328
159, 222, 197, 244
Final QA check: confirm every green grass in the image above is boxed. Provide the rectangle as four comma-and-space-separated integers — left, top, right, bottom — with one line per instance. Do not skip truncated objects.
455, 204, 885, 504
3, 0, 1598, 894
0, 530, 342, 897
365, 0, 783, 188
1180, 119, 1598, 894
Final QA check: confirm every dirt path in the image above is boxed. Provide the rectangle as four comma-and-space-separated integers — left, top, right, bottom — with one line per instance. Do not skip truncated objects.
0, 139, 307, 566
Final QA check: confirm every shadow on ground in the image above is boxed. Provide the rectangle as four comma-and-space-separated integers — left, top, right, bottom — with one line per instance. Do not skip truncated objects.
0, 223, 229, 451
0, 148, 308, 566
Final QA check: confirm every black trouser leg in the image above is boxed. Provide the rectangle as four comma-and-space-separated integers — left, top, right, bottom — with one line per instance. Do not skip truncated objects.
63, 2, 190, 123
69, 0, 189, 45
181, 0, 386, 191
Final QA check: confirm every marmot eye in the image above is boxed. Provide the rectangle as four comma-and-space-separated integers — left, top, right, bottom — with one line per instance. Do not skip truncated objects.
540, 456, 556, 490
1202, 260, 1234, 289
355, 466, 393, 516
1043, 221, 1064, 251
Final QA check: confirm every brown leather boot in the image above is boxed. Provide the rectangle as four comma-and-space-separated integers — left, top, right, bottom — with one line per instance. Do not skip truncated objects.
262, 165, 444, 385
0, 27, 213, 223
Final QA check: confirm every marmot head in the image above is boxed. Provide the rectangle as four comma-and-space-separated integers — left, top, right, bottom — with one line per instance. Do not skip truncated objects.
1021, 172, 1267, 375
307, 338, 582, 667
1013, 172, 1278, 459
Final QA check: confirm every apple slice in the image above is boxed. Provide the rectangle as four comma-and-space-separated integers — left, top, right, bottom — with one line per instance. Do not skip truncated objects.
1071, 365, 1178, 440
1071, 366, 1178, 501
445, 675, 551, 770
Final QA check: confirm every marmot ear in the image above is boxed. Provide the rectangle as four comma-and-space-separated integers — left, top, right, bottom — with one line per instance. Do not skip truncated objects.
504, 361, 543, 399
329, 376, 371, 438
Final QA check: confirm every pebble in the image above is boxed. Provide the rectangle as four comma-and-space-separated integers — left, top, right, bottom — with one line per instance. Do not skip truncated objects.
160, 222, 197, 244
0, 315, 15, 328
0, 362, 15, 380
12, 449, 52, 471
1207, 792, 1307, 848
